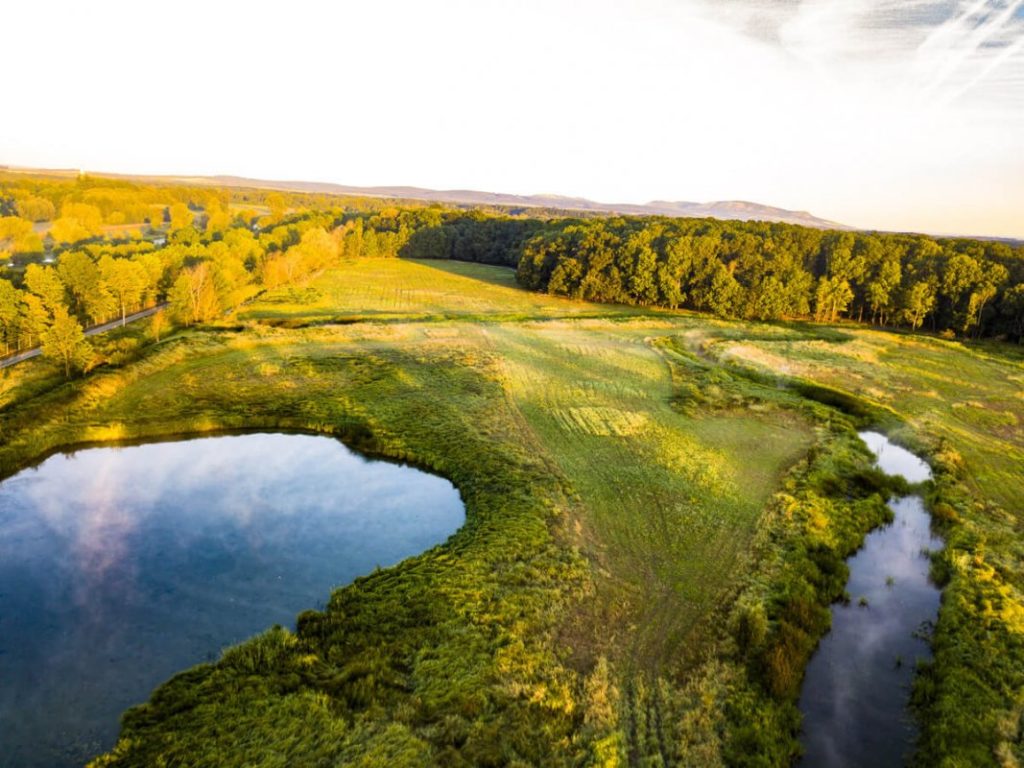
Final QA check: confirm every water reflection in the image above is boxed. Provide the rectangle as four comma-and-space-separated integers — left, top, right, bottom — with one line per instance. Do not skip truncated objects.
0, 433, 465, 768
798, 432, 941, 767
858, 431, 932, 483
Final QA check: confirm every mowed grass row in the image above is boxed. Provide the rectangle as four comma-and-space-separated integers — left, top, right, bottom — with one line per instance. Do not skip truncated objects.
482, 321, 812, 671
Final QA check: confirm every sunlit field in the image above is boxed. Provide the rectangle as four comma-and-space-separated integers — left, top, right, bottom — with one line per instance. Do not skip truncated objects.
247, 259, 817, 667
2, 258, 1021, 766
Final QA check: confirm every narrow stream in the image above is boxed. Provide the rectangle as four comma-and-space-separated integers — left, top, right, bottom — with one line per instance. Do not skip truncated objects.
798, 431, 942, 767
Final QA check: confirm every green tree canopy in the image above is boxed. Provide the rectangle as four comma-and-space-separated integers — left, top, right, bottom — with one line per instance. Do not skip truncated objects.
41, 306, 91, 378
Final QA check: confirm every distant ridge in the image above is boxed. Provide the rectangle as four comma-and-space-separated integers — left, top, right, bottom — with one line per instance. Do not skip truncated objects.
205, 176, 850, 229
1, 165, 848, 229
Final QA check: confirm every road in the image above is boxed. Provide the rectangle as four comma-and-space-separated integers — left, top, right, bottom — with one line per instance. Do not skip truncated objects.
0, 304, 167, 370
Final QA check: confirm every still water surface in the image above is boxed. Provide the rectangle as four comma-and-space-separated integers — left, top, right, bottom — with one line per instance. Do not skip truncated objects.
0, 433, 464, 767
798, 431, 941, 767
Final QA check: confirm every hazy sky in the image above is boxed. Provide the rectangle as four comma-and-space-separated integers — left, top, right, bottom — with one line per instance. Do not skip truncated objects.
4, 0, 1023, 237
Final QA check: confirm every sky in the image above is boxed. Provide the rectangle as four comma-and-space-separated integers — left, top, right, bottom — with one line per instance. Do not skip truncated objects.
3, 0, 1023, 238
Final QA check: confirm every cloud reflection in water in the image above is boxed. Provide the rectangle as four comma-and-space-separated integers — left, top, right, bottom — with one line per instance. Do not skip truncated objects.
0, 433, 464, 768
798, 435, 942, 767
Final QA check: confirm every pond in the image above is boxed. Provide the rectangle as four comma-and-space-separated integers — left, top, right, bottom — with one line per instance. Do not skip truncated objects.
798, 431, 942, 767
0, 433, 465, 768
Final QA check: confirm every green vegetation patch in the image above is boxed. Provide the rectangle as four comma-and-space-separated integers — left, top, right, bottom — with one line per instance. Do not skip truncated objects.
715, 327, 1024, 767
2, 255, 1017, 766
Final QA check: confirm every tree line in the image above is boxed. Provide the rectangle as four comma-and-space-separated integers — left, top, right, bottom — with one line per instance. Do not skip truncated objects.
0, 172, 402, 260
400, 213, 1024, 341
6, 171, 1023, 349
0, 208, 350, 376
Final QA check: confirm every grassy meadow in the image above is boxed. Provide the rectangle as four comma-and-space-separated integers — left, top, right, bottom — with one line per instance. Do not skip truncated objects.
1, 257, 1019, 765
245, 259, 823, 672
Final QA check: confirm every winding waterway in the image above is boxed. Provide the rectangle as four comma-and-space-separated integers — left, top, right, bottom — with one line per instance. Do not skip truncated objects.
798, 431, 942, 767
0, 433, 464, 768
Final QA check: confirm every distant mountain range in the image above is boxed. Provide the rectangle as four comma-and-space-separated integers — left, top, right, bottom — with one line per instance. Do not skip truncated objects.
7, 165, 1021, 242
3, 165, 849, 228
200, 176, 849, 229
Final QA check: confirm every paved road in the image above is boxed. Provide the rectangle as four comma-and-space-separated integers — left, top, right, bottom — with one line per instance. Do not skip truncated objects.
0, 304, 167, 370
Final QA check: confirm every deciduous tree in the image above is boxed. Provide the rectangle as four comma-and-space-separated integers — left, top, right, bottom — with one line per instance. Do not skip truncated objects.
0, 216, 43, 253
169, 262, 220, 324
99, 256, 149, 325
24, 263, 67, 315
15, 195, 56, 222
0, 279, 21, 354
169, 203, 193, 232
150, 307, 168, 342
19, 293, 50, 348
41, 307, 91, 378
901, 281, 937, 330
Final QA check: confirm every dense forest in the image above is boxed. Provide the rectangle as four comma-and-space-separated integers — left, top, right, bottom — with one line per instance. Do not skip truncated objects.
402, 215, 1024, 341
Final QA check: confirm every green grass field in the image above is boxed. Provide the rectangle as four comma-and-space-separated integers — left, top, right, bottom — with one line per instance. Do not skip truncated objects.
243, 260, 817, 670
238, 258, 647, 324
711, 329, 1024, 509
2, 258, 1021, 766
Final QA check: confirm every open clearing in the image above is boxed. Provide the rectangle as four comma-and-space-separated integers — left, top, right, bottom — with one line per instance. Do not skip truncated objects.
242, 260, 816, 666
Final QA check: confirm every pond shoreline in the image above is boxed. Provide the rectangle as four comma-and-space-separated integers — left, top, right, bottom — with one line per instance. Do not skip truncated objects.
0, 432, 465, 768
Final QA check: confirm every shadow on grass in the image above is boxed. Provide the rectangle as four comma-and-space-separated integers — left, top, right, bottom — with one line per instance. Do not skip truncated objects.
404, 256, 519, 287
